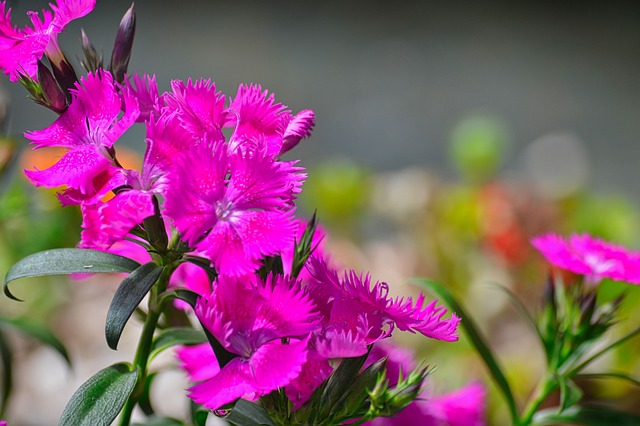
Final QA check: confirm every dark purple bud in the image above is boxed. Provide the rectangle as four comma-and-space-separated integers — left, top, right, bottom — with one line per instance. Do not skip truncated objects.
37, 60, 67, 114
45, 37, 78, 101
579, 291, 597, 324
110, 3, 136, 84
81, 28, 103, 72
542, 272, 556, 308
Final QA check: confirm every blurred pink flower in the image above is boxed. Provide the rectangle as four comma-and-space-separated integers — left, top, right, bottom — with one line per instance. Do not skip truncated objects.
531, 233, 640, 285
0, 0, 95, 81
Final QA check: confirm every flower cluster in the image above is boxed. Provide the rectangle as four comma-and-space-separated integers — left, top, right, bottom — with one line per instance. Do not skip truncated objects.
0, 1, 463, 423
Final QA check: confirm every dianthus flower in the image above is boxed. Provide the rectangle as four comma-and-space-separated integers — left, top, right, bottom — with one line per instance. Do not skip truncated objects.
79, 112, 192, 249
164, 139, 301, 276
0, 0, 95, 81
24, 70, 139, 202
188, 274, 320, 411
531, 233, 640, 285
307, 257, 461, 349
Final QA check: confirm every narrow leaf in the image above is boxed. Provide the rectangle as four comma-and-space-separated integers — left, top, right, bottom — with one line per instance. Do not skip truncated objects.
138, 372, 158, 416
577, 372, 640, 387
533, 405, 640, 426
0, 317, 71, 365
59, 363, 139, 426
226, 399, 276, 426
105, 262, 163, 350
4, 248, 140, 301
0, 328, 12, 418
149, 327, 207, 361
415, 278, 519, 425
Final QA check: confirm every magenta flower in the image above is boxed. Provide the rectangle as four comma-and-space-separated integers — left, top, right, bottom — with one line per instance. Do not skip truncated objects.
188, 274, 319, 411
0, 0, 95, 81
24, 70, 139, 202
531, 233, 640, 285
164, 78, 230, 142
125, 74, 162, 123
164, 139, 301, 276
307, 257, 461, 346
78, 113, 195, 249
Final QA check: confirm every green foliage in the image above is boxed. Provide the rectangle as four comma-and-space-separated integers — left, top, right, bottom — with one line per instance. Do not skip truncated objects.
59, 363, 140, 426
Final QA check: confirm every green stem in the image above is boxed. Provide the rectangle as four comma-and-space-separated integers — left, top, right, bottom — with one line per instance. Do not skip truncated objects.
118, 264, 176, 426
519, 373, 556, 426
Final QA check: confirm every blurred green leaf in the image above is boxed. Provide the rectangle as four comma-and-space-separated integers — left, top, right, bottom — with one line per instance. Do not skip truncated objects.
149, 327, 206, 361
105, 262, 163, 350
138, 371, 157, 416
4, 248, 141, 301
533, 405, 640, 426
0, 317, 70, 365
416, 278, 519, 425
0, 328, 12, 418
132, 416, 185, 426
59, 363, 139, 426
558, 375, 582, 412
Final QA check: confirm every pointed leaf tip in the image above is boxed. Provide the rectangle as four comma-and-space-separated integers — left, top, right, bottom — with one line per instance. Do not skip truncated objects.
4, 249, 141, 302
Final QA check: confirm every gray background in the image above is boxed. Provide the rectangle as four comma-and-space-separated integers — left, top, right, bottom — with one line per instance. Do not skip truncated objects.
3, 0, 640, 198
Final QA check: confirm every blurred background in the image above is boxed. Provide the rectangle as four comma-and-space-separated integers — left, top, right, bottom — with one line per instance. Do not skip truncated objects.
1, 0, 640, 424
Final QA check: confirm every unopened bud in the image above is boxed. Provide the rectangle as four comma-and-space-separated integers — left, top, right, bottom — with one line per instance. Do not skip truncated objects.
81, 29, 103, 72
37, 60, 67, 113
110, 3, 136, 84
45, 37, 78, 102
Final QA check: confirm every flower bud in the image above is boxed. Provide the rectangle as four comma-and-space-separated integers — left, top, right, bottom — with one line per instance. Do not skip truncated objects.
45, 37, 78, 101
110, 4, 136, 84
37, 60, 67, 113
81, 29, 103, 72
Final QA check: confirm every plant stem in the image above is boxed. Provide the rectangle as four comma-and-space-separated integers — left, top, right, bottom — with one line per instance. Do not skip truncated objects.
519, 373, 556, 426
118, 264, 176, 426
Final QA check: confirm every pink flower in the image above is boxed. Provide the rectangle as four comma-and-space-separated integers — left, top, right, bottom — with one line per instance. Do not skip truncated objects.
187, 274, 320, 411
24, 70, 139, 202
307, 257, 461, 346
0, 0, 95, 81
125, 74, 162, 123
531, 233, 640, 284
164, 139, 301, 276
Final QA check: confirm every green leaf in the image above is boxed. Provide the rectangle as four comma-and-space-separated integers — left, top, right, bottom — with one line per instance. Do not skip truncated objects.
0, 317, 71, 365
533, 405, 640, 426
576, 372, 640, 387
149, 327, 207, 361
0, 328, 12, 418
4, 248, 141, 301
558, 375, 583, 412
138, 372, 158, 416
106, 262, 163, 350
169, 289, 200, 310
415, 278, 519, 425
226, 399, 276, 426
59, 363, 139, 426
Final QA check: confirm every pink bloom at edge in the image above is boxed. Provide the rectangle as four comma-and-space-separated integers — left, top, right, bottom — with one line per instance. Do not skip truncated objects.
0, 0, 95, 81
24, 70, 139, 201
531, 233, 640, 285
187, 274, 320, 411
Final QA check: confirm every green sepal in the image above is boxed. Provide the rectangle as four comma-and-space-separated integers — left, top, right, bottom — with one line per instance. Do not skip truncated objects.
4, 248, 140, 301
105, 262, 163, 350
533, 405, 640, 426
226, 399, 276, 426
149, 327, 207, 361
416, 278, 519, 425
59, 363, 139, 426
0, 317, 71, 365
